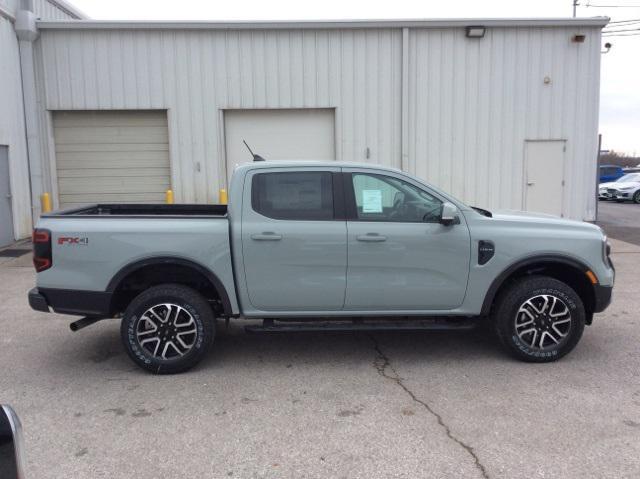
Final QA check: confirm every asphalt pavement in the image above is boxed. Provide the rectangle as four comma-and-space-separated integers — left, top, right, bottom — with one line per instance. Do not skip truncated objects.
1, 240, 639, 478
597, 200, 640, 246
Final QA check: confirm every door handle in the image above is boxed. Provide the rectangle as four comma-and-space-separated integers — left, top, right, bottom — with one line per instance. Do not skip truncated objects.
356, 234, 387, 242
527, 182, 535, 186
251, 232, 283, 241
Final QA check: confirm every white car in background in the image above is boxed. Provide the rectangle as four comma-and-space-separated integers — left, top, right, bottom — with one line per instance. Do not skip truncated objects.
599, 173, 640, 203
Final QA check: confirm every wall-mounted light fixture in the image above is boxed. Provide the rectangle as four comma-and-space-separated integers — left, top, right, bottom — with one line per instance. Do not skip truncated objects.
465, 26, 486, 38
601, 42, 612, 54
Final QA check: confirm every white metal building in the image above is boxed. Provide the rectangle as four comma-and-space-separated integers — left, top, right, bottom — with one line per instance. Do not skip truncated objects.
0, 4, 608, 245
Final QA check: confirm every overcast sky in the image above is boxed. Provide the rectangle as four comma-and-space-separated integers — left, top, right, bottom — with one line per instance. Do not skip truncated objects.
67, 0, 640, 156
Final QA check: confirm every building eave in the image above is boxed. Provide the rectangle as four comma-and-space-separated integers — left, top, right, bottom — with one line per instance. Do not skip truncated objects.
36, 16, 610, 31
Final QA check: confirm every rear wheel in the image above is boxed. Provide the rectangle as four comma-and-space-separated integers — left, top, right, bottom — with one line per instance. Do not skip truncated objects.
492, 276, 585, 362
121, 284, 215, 374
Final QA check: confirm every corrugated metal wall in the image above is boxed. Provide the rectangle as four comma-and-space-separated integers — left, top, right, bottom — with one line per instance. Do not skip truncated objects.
0, 0, 78, 19
35, 24, 601, 219
38, 28, 402, 204
0, 15, 32, 238
0, 0, 79, 239
407, 26, 601, 219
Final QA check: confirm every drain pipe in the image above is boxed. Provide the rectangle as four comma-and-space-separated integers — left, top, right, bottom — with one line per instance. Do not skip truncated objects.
15, 0, 43, 220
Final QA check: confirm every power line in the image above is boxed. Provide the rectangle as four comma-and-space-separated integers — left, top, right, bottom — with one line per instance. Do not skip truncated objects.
608, 17, 640, 22
584, 4, 640, 7
603, 26, 640, 32
602, 31, 640, 35
602, 29, 640, 35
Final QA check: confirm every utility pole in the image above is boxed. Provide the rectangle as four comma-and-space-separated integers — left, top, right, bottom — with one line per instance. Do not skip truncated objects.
573, 0, 579, 18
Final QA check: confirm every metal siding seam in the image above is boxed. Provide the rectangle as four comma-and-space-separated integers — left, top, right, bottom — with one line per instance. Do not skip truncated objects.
401, 27, 409, 172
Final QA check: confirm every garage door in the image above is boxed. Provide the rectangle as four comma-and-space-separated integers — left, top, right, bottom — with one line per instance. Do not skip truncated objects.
224, 109, 335, 181
53, 111, 170, 208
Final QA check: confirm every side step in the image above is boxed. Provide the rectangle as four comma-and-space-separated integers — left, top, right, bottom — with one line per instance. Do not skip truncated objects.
245, 319, 478, 334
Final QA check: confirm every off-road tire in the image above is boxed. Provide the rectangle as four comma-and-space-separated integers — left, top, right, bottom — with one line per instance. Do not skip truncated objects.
492, 276, 585, 363
121, 284, 215, 374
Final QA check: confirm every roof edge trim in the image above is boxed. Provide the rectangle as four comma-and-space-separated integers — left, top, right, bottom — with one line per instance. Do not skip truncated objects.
36, 17, 610, 30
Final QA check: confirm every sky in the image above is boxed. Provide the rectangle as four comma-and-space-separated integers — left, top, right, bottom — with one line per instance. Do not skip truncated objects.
66, 0, 640, 156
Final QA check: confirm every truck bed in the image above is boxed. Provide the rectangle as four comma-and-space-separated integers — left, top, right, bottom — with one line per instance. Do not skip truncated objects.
43, 203, 228, 217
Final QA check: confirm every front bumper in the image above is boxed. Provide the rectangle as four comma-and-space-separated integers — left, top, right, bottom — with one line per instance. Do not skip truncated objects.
593, 284, 613, 313
606, 189, 632, 200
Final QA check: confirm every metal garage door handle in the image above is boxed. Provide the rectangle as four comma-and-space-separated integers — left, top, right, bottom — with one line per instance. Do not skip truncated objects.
251, 232, 282, 241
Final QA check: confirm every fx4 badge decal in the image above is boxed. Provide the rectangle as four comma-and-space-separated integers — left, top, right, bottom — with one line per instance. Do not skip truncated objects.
58, 236, 89, 246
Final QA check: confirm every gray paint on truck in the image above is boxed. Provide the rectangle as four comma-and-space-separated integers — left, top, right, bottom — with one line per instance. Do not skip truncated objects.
32, 161, 614, 320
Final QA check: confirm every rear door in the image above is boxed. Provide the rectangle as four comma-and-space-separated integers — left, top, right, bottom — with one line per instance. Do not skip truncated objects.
241, 167, 346, 311
343, 169, 471, 311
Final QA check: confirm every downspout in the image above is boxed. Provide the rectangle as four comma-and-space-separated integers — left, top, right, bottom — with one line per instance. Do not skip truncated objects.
15, 0, 42, 220
401, 27, 409, 172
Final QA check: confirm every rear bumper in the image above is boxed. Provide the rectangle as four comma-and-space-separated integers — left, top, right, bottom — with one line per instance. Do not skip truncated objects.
28, 288, 50, 313
593, 284, 613, 313
28, 287, 112, 317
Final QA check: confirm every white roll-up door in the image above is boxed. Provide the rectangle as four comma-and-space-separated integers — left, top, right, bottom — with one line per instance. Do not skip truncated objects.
224, 108, 335, 181
53, 111, 170, 208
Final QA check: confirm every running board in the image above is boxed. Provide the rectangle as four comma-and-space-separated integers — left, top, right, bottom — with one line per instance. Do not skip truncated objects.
245, 319, 478, 334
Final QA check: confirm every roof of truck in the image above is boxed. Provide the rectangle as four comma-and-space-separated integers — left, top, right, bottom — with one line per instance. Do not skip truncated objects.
234, 160, 403, 173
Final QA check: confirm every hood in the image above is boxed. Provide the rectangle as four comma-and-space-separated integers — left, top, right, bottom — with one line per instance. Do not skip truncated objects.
489, 209, 603, 233
602, 181, 640, 189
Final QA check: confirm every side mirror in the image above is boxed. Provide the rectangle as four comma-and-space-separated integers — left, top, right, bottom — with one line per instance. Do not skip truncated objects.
0, 405, 24, 479
440, 202, 458, 226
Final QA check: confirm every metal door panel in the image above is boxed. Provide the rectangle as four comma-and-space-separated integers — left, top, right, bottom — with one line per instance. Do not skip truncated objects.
0, 146, 14, 247
240, 167, 347, 311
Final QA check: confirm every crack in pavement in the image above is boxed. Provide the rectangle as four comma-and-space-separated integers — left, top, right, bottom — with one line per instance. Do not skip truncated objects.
369, 335, 490, 479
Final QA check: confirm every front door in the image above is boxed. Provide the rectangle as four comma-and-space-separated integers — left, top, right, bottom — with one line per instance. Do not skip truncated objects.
0, 146, 14, 247
241, 167, 347, 311
343, 170, 471, 311
524, 140, 566, 216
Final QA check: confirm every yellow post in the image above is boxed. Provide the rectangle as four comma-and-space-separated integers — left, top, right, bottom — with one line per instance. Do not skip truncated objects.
219, 188, 228, 205
166, 189, 174, 204
41, 192, 52, 213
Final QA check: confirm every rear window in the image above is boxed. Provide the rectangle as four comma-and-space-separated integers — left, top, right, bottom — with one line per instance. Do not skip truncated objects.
251, 171, 334, 220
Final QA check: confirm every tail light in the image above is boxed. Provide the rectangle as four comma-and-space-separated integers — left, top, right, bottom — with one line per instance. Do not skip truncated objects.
32, 228, 52, 272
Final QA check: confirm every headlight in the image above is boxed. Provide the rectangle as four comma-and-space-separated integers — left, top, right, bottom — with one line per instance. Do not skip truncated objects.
619, 186, 633, 190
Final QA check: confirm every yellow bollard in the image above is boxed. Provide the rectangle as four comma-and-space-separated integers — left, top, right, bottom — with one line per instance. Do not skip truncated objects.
219, 188, 228, 205
41, 192, 52, 213
166, 189, 174, 204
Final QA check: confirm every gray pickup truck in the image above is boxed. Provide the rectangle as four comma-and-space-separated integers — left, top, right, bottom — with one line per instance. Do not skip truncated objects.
29, 162, 614, 373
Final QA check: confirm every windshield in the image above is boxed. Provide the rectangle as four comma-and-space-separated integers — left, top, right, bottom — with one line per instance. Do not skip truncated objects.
616, 173, 640, 183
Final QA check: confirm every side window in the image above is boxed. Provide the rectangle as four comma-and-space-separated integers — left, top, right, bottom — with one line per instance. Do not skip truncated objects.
251, 171, 334, 220
351, 173, 442, 223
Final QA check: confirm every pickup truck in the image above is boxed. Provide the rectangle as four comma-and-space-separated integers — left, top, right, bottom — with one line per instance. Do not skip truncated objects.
28, 162, 614, 373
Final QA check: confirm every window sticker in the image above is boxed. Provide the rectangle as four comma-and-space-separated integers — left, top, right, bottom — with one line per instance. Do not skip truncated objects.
362, 189, 383, 213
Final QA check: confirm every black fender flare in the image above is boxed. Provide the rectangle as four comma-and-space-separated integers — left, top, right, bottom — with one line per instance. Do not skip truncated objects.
106, 256, 234, 316
480, 254, 593, 316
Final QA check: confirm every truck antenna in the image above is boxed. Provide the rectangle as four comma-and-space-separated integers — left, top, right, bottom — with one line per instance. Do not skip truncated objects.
242, 140, 266, 162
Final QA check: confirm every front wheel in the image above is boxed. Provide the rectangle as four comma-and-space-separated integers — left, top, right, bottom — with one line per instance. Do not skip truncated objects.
633, 191, 640, 204
492, 276, 585, 362
121, 284, 215, 374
